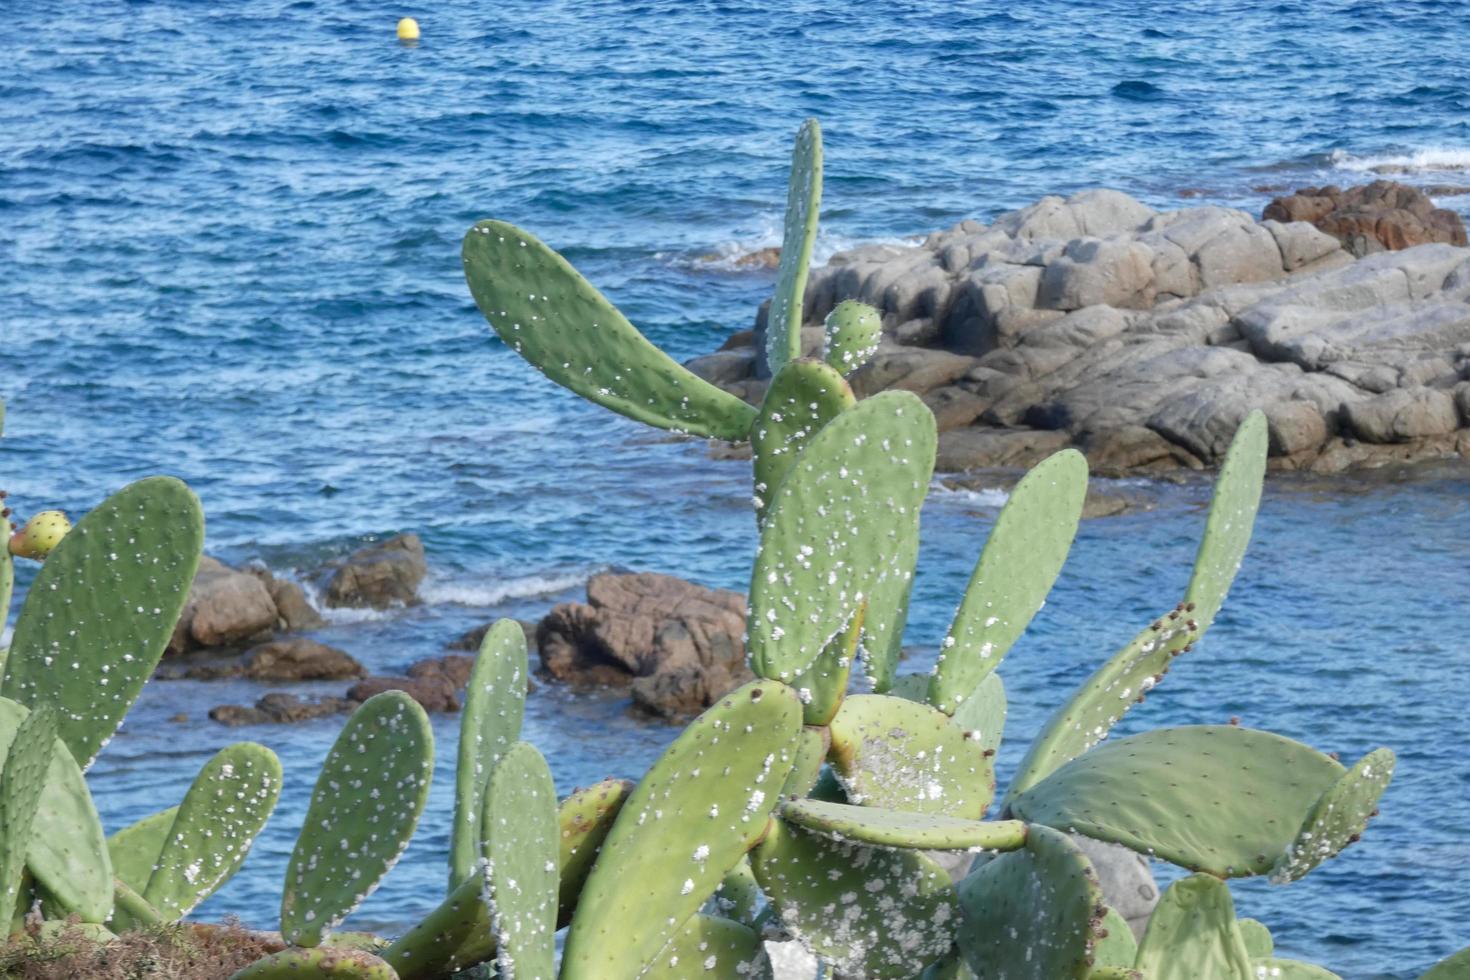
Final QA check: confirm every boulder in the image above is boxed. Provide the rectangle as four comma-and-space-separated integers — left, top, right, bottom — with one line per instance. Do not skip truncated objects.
406, 653, 477, 689
323, 534, 427, 609
210, 693, 356, 726
171, 557, 279, 653
239, 639, 365, 681
1343, 387, 1460, 443
536, 571, 751, 719
347, 674, 460, 713
447, 619, 538, 653
1264, 181, 1468, 256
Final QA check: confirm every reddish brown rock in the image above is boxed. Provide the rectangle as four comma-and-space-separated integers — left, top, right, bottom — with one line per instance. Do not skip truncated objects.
209, 693, 355, 726
323, 534, 427, 609
1264, 181, 1467, 257
347, 675, 460, 713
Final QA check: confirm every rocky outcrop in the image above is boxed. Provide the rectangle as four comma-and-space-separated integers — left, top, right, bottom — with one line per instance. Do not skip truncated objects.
347, 674, 460, 713
536, 571, 752, 719
168, 557, 329, 657
321, 534, 427, 609
210, 693, 356, 726
171, 638, 365, 681
1264, 181, 1468, 257
692, 188, 1470, 475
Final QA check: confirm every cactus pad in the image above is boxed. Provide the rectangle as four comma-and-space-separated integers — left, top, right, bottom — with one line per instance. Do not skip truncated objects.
1094, 906, 1138, 969
779, 798, 1026, 852
0, 705, 56, 916
1134, 874, 1253, 980
382, 871, 489, 980
282, 692, 434, 947
1237, 917, 1273, 958
1183, 410, 1267, 638
143, 742, 282, 920
107, 806, 178, 893
748, 391, 936, 682
480, 741, 558, 980
0, 696, 111, 922
462, 221, 756, 441
1270, 747, 1395, 883
950, 671, 1007, 758
929, 449, 1087, 714
1005, 610, 1196, 804
229, 947, 401, 980
779, 726, 828, 798
451, 619, 528, 889
641, 913, 773, 980
556, 776, 632, 923
1252, 960, 1341, 979
752, 818, 959, 979
561, 680, 801, 979
828, 694, 994, 818
1, 477, 204, 769
1010, 726, 1347, 878
823, 300, 882, 376
955, 824, 1104, 980
1419, 948, 1470, 980
750, 358, 854, 518
766, 118, 823, 371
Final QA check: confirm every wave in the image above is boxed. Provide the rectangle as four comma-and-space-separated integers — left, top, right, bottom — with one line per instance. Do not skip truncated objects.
662, 217, 921, 273
417, 568, 600, 607
928, 482, 1010, 509
1328, 147, 1470, 175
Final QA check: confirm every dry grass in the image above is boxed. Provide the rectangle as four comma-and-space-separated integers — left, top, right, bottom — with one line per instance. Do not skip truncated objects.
0, 919, 284, 980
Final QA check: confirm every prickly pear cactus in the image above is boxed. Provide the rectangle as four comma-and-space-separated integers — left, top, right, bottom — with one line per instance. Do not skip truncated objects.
561, 680, 801, 979
823, 300, 882, 376
450, 618, 528, 889
752, 817, 959, 979
779, 724, 829, 798
555, 776, 632, 923
1270, 747, 1394, 883
229, 947, 401, 980
142, 741, 282, 920
1183, 409, 1267, 638
282, 692, 434, 947
955, 824, 1103, 980
107, 805, 178, 893
641, 912, 773, 980
0, 696, 111, 922
7, 510, 71, 560
1420, 947, 1470, 980
747, 391, 936, 683
1093, 906, 1138, 969
766, 118, 823, 372
462, 221, 756, 441
1134, 874, 1254, 980
750, 358, 854, 519
1, 476, 204, 769
479, 742, 558, 980
950, 671, 1007, 758
778, 798, 1026, 852
1010, 726, 1374, 878
928, 449, 1087, 714
381, 870, 489, 980
1237, 917, 1273, 958
0, 705, 56, 915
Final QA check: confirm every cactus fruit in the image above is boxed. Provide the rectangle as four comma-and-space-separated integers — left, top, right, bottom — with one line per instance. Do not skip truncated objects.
752, 817, 959, 979
828, 693, 994, 818
282, 692, 434, 947
0, 705, 56, 916
7, 510, 71, 560
141, 742, 282, 920
750, 358, 854, 519
229, 947, 401, 980
823, 300, 882, 376
640, 912, 773, 980
1, 477, 205, 769
1183, 409, 1267, 638
1093, 907, 1138, 970
555, 777, 632, 923
766, 118, 823, 372
1133, 874, 1254, 980
106, 806, 179, 893
450, 619, 529, 890
955, 824, 1104, 980
479, 742, 558, 980
778, 798, 1027, 852
1270, 746, 1395, 884
1004, 610, 1197, 804
560, 680, 801, 979
0, 696, 112, 922
747, 391, 936, 683
928, 449, 1087, 715
462, 220, 757, 442
1009, 726, 1381, 878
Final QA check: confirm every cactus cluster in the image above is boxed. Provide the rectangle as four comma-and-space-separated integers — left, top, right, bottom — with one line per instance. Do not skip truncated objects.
0, 119, 1464, 980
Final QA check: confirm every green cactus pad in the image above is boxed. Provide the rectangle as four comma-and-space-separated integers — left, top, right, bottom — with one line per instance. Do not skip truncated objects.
779, 726, 829, 798
561, 680, 801, 980
861, 526, 921, 693
1094, 907, 1138, 969
1, 477, 204, 770
1134, 874, 1253, 980
956, 824, 1104, 980
1270, 747, 1394, 883
752, 818, 959, 979
382, 870, 489, 980
107, 806, 178, 893
929, 449, 1087, 714
0, 696, 111, 922
1183, 410, 1267, 638
462, 221, 756, 441
1005, 610, 1196, 804
766, 118, 823, 371
748, 391, 936, 683
1420, 948, 1470, 979
789, 605, 860, 726
951, 671, 1007, 758
828, 693, 994, 818
642, 913, 773, 980
480, 741, 558, 980
1087, 970, 1144, 980
282, 692, 434, 947
0, 705, 56, 915
229, 947, 401, 980
1254, 959, 1341, 979
450, 619, 528, 889
824, 300, 883, 376
111, 876, 163, 930
779, 798, 1026, 852
1010, 726, 1346, 878
707, 858, 761, 926
143, 742, 282, 920
556, 776, 632, 924
1237, 918, 1273, 958
751, 358, 855, 518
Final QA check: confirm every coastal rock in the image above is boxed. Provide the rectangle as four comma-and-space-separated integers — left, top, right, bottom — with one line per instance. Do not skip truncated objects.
347, 674, 460, 713
1072, 836, 1159, 940
536, 571, 752, 719
209, 693, 355, 726
1264, 181, 1468, 256
246, 567, 327, 633
322, 533, 427, 609
447, 619, 538, 653
178, 638, 365, 681
1343, 387, 1460, 443
171, 557, 279, 653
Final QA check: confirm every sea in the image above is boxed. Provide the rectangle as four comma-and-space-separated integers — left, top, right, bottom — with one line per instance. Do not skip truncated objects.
2, 2, 1468, 976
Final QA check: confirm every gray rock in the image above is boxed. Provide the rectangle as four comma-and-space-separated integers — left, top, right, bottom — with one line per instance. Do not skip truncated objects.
1037, 238, 1155, 311
172, 557, 279, 653
1072, 835, 1159, 941
686, 349, 756, 386
1264, 219, 1345, 272
1343, 387, 1461, 443
323, 533, 427, 609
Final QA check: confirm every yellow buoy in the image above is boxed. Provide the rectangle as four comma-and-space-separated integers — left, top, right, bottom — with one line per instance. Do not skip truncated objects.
396, 17, 420, 41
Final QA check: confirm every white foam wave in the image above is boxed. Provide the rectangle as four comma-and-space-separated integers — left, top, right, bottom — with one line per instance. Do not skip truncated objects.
664, 216, 921, 272
1329, 147, 1470, 175
418, 569, 598, 607
929, 482, 1011, 509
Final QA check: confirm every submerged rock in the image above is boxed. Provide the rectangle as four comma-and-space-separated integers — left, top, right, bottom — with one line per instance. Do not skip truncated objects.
210, 693, 356, 726
321, 533, 427, 609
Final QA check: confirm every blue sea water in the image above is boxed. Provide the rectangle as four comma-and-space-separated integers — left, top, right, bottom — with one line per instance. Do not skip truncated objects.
2, 1, 1469, 975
